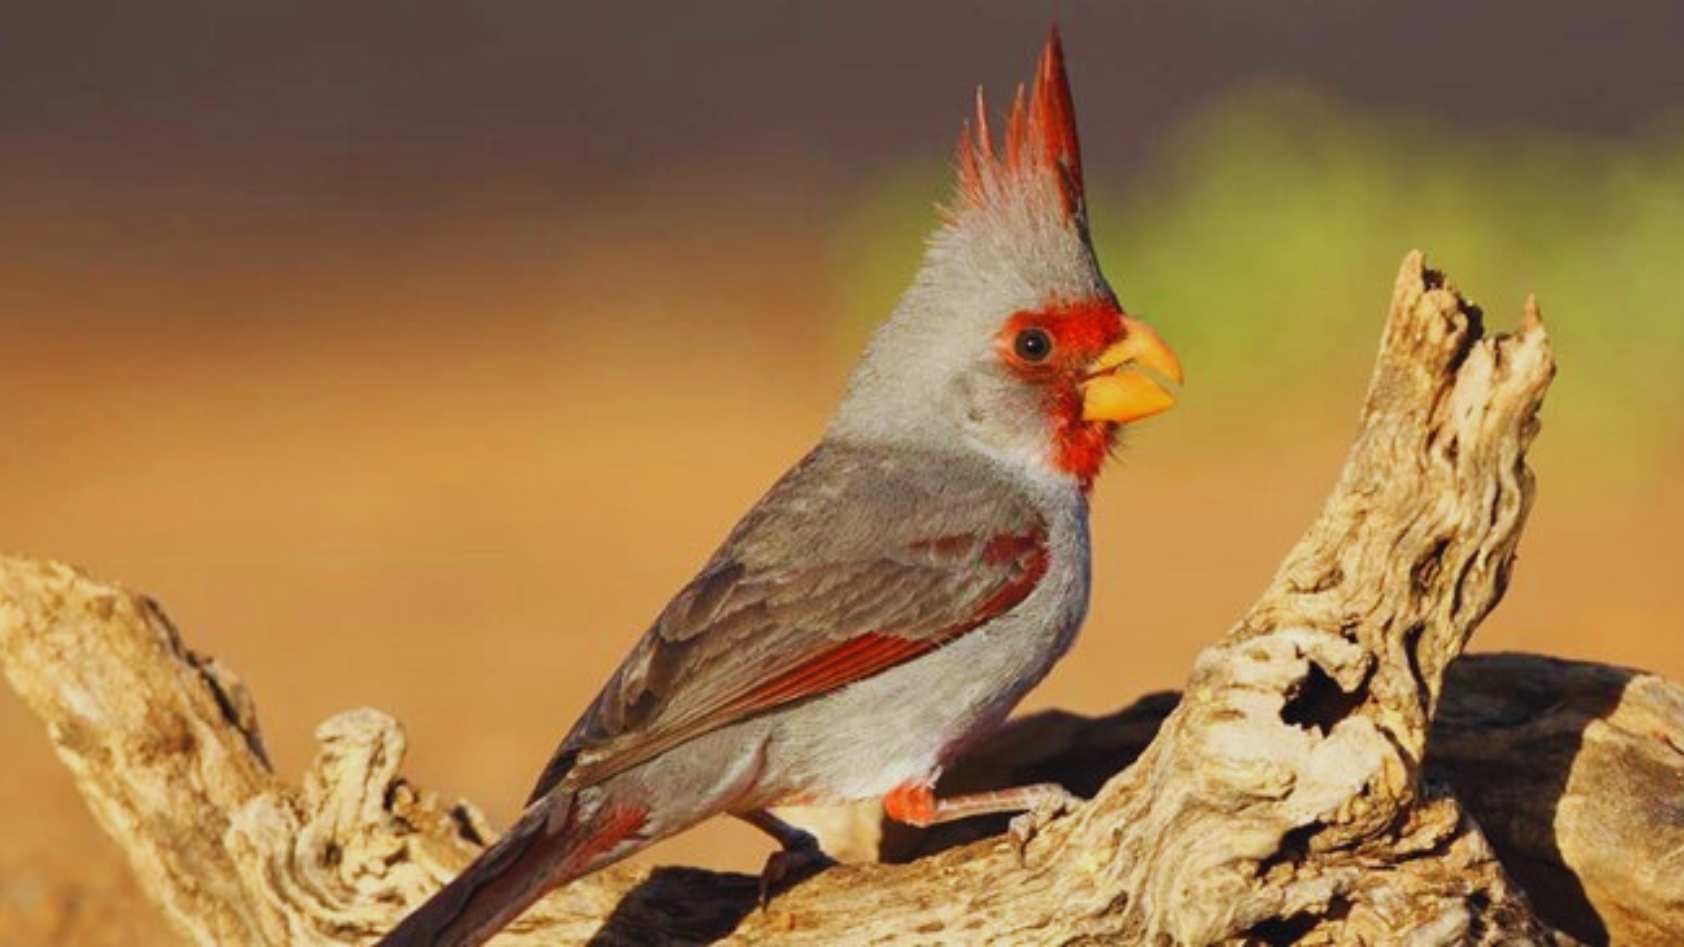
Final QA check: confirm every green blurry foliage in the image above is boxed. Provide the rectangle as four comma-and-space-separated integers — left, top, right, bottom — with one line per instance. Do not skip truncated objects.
828, 86, 1684, 478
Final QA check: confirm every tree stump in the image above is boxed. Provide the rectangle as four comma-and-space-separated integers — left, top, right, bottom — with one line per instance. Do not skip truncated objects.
6, 252, 1678, 944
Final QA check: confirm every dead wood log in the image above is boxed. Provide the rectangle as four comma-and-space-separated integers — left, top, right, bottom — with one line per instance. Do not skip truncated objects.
883, 653, 1684, 945
7, 250, 1653, 944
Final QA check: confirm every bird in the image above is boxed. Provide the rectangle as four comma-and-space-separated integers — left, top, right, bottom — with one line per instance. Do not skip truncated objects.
380, 27, 1182, 946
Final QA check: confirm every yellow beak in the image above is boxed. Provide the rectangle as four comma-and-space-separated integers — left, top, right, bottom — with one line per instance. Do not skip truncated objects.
1080, 315, 1184, 424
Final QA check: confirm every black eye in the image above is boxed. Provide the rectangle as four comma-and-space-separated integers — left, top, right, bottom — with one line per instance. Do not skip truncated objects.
1013, 327, 1053, 363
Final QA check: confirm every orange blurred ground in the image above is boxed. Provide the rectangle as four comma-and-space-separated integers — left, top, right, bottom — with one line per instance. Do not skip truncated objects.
2, 225, 1679, 944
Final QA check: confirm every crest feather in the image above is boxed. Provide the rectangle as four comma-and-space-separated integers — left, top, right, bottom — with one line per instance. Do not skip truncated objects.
954, 27, 1086, 220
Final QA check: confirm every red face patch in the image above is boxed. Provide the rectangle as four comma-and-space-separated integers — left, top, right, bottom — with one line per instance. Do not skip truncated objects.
996, 299, 1122, 375
994, 298, 1126, 487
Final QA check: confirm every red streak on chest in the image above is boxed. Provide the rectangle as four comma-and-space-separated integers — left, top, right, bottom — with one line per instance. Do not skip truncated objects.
1050, 400, 1115, 490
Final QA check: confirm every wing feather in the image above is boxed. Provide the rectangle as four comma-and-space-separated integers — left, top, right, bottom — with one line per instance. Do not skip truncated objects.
528, 446, 1050, 800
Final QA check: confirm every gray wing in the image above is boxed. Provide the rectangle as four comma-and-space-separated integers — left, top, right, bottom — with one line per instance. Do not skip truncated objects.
528, 445, 1048, 800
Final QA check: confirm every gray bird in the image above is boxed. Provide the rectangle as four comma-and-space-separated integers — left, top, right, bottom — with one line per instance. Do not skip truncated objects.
381, 28, 1183, 946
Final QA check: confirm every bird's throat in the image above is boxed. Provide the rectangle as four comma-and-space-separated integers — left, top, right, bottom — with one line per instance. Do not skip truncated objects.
1052, 415, 1116, 491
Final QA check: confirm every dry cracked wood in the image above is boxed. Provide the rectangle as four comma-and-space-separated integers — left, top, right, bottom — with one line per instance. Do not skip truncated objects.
5, 251, 1636, 945
887, 654, 1684, 945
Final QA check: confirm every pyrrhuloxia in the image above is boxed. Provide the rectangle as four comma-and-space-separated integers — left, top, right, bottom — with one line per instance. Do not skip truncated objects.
381, 28, 1182, 946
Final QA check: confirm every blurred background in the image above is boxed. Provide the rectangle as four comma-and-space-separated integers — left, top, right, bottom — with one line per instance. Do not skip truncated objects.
2, 2, 1681, 941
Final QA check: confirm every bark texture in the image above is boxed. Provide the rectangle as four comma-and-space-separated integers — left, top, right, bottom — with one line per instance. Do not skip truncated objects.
886, 654, 1684, 945
6, 252, 1667, 945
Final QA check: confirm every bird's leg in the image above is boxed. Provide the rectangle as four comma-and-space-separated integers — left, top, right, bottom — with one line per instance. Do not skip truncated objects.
882, 780, 1081, 865
734, 809, 835, 908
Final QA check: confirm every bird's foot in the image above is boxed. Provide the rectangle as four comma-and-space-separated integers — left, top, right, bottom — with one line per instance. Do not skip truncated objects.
1006, 786, 1080, 867
757, 826, 835, 910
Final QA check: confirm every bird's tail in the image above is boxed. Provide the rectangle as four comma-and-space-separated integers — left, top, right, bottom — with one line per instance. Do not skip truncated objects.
378, 789, 647, 947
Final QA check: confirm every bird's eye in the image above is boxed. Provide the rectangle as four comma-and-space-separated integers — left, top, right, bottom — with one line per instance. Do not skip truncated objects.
1013, 327, 1053, 363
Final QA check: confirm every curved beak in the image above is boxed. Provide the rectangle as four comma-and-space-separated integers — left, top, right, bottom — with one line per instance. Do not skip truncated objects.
1080, 315, 1184, 425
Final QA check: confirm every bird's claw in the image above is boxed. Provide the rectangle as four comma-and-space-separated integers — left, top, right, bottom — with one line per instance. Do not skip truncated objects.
1006, 789, 1079, 867
757, 829, 835, 911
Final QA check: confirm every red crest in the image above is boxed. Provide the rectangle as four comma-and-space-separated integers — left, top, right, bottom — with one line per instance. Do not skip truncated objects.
955, 27, 1086, 220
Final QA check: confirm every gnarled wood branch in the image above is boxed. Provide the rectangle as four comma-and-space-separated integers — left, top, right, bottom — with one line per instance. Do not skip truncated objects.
10, 252, 1671, 944
885, 653, 1684, 945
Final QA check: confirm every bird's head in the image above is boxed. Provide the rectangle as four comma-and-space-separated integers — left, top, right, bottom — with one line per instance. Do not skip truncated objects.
829, 29, 1182, 491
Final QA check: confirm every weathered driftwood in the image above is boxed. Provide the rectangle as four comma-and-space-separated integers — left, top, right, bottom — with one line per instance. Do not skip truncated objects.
886, 653, 1684, 945
1430, 654, 1684, 944
7, 250, 1655, 944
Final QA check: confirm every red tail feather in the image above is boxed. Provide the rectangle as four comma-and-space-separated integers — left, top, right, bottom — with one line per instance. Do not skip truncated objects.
378, 794, 647, 947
